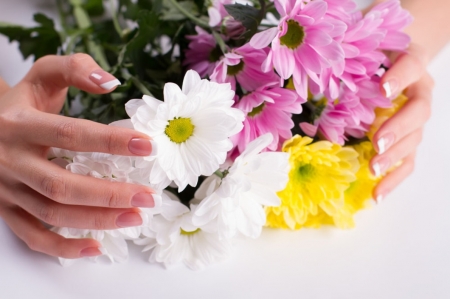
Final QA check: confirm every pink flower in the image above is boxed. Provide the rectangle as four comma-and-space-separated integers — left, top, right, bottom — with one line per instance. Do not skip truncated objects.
210, 44, 280, 92
302, 76, 391, 144
208, 0, 233, 27
250, 0, 346, 99
184, 27, 223, 78
231, 85, 304, 153
366, 0, 413, 51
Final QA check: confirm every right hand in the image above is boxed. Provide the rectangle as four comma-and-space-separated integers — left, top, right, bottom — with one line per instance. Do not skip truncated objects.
0, 54, 156, 259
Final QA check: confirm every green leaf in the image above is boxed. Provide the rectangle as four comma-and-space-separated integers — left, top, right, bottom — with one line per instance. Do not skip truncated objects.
161, 1, 199, 21
82, 0, 105, 16
0, 13, 61, 60
224, 3, 265, 40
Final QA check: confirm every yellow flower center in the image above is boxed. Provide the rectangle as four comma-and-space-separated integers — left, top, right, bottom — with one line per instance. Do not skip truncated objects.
280, 20, 305, 49
248, 102, 265, 117
227, 61, 244, 76
180, 228, 200, 235
165, 117, 195, 144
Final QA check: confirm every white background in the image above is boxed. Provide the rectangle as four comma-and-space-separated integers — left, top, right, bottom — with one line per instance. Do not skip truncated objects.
1, 1, 449, 298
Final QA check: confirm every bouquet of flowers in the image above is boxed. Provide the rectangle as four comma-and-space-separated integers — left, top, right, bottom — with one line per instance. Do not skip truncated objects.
0, 0, 412, 269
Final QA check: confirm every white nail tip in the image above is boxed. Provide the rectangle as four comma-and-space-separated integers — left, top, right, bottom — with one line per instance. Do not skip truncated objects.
149, 140, 158, 157
383, 82, 392, 98
377, 138, 386, 154
98, 247, 107, 255
373, 163, 381, 177
376, 194, 383, 203
139, 212, 149, 227
100, 79, 121, 90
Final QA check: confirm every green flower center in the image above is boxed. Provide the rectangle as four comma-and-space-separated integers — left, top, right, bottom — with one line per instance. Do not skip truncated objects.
280, 20, 305, 49
209, 46, 223, 62
180, 228, 200, 235
227, 61, 244, 76
248, 102, 265, 117
297, 164, 316, 181
165, 117, 195, 144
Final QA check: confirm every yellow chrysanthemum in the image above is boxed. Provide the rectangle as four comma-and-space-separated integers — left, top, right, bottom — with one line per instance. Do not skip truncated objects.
265, 135, 359, 230
367, 93, 408, 140
304, 142, 381, 229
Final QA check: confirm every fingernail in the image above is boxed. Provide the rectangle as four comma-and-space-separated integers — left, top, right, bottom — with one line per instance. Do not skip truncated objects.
80, 247, 102, 257
376, 133, 395, 154
372, 157, 391, 177
131, 192, 155, 208
89, 70, 121, 90
116, 212, 143, 228
128, 138, 157, 156
382, 80, 398, 98
376, 194, 384, 204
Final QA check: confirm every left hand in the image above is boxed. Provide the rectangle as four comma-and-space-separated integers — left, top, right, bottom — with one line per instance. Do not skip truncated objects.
371, 43, 433, 202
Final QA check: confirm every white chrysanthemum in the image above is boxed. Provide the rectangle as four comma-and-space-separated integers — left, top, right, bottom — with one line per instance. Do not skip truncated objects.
136, 192, 232, 270
54, 227, 133, 266
125, 70, 244, 191
192, 134, 290, 239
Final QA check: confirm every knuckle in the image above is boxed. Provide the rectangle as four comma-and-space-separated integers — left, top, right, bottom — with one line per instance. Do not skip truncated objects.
105, 130, 120, 154
66, 53, 92, 73
25, 236, 41, 253
37, 203, 58, 225
40, 174, 66, 202
55, 121, 78, 147
106, 188, 121, 208
0, 107, 30, 140
93, 215, 108, 230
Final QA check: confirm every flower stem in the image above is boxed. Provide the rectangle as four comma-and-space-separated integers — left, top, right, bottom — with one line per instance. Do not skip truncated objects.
166, 0, 210, 28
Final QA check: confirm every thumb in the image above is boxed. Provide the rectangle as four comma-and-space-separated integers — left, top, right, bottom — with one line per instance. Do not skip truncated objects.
380, 44, 428, 98
23, 53, 121, 96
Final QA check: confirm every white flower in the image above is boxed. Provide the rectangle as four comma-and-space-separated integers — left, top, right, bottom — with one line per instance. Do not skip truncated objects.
54, 227, 132, 266
124, 70, 244, 191
136, 193, 232, 270
192, 134, 290, 239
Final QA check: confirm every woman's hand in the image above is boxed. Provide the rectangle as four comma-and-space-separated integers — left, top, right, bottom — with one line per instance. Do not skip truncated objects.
372, 43, 433, 202
0, 54, 156, 259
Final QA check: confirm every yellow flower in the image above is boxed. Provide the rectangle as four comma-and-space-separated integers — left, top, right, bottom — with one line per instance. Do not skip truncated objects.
367, 93, 408, 140
265, 135, 359, 230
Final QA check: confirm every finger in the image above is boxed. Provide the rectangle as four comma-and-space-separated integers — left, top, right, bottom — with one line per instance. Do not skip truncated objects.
13, 187, 144, 229
0, 206, 102, 258
373, 152, 416, 203
373, 75, 432, 154
23, 54, 121, 97
371, 129, 422, 177
12, 155, 155, 209
0, 77, 10, 95
380, 44, 428, 98
13, 108, 156, 156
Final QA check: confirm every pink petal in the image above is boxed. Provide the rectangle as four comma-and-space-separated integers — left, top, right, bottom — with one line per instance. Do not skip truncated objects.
250, 27, 279, 49
273, 46, 295, 79
300, 122, 318, 137
305, 29, 332, 47
301, 1, 327, 20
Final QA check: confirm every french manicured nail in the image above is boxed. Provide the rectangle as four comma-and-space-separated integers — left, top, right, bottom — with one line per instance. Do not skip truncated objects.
131, 192, 155, 208
128, 138, 157, 156
377, 133, 395, 154
80, 247, 102, 257
382, 80, 398, 98
89, 70, 121, 90
376, 194, 384, 204
116, 212, 143, 228
372, 157, 391, 177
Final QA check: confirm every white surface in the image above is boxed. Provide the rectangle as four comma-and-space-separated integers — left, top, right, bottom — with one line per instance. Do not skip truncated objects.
1, 1, 449, 298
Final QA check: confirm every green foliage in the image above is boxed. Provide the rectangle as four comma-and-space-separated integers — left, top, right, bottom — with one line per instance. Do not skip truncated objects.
0, 0, 271, 124
0, 14, 61, 60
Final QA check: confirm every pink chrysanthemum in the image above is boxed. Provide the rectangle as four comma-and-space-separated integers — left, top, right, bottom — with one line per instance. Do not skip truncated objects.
301, 76, 391, 144
231, 84, 304, 153
250, 0, 346, 98
210, 44, 280, 92
367, 0, 413, 51
184, 26, 223, 78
